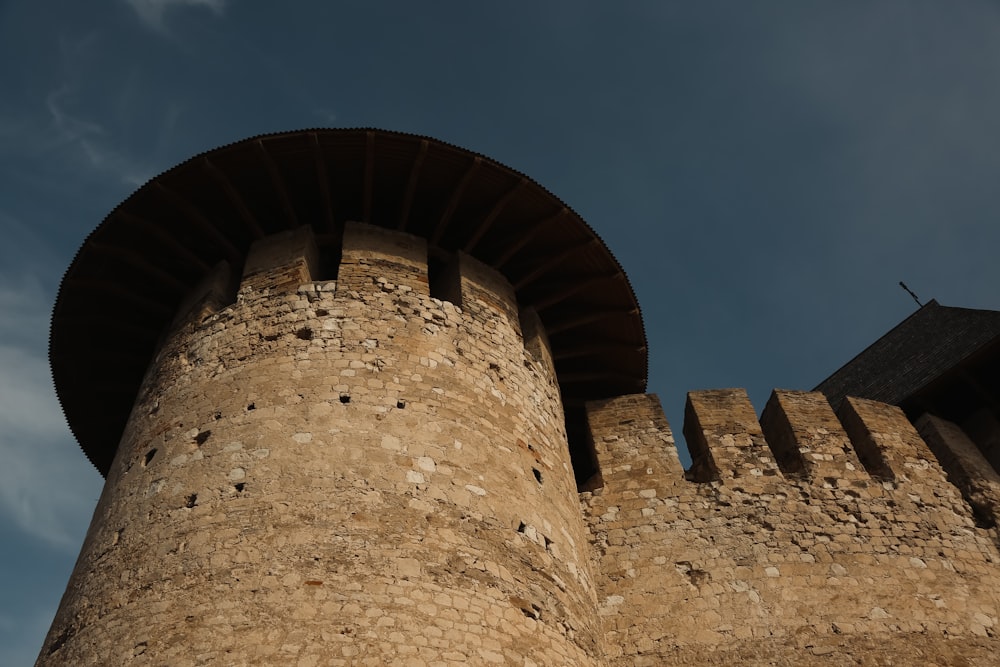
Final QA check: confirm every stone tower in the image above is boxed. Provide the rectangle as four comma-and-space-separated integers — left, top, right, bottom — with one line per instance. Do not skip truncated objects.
40, 129, 645, 665
39, 129, 1000, 665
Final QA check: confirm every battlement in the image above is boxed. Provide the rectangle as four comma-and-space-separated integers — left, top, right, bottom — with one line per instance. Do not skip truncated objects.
338, 221, 429, 295
42, 129, 1000, 666
582, 389, 1000, 664
225, 223, 532, 351
683, 389, 780, 486
638, 388, 951, 493
242, 225, 321, 293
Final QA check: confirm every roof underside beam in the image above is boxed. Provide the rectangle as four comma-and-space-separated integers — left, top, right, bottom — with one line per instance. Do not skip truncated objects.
552, 341, 646, 362
493, 208, 567, 269
114, 210, 213, 274
545, 307, 639, 336
529, 272, 621, 312
513, 238, 599, 291
87, 241, 188, 294
557, 371, 645, 388
311, 132, 336, 233
463, 178, 527, 252
257, 140, 299, 229
202, 157, 266, 240
53, 314, 161, 341
64, 277, 175, 319
153, 182, 243, 265
397, 140, 429, 230
363, 131, 375, 223
431, 156, 481, 246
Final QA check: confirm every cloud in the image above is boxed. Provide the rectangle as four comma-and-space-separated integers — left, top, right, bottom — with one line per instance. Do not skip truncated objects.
0, 242, 103, 551
44, 84, 152, 187
124, 0, 227, 31
315, 108, 338, 125
46, 85, 105, 145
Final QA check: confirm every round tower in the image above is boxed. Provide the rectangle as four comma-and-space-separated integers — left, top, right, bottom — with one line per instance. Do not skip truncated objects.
40, 130, 647, 666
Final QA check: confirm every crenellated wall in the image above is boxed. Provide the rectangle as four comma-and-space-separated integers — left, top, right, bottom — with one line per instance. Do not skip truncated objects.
41, 220, 1000, 666
583, 389, 1000, 666
38, 224, 1000, 666
39, 223, 602, 666
40, 124, 1000, 666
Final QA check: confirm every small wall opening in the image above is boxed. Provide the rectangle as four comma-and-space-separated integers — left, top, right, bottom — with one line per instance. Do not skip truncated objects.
317, 228, 345, 281
142, 448, 157, 467
427, 251, 462, 306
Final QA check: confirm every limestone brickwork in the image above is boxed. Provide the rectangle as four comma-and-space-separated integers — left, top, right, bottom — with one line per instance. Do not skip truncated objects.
39, 130, 1000, 665
40, 224, 602, 666
583, 390, 1000, 665
41, 223, 1000, 665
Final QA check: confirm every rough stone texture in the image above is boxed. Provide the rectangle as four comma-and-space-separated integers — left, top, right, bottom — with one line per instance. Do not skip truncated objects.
917, 413, 1000, 536
39, 224, 1000, 666
241, 226, 320, 295
760, 389, 868, 484
39, 223, 601, 666
583, 390, 1000, 666
684, 389, 779, 487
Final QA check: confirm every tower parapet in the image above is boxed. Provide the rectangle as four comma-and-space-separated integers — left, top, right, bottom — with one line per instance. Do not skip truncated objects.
42, 222, 605, 665
43, 129, 652, 666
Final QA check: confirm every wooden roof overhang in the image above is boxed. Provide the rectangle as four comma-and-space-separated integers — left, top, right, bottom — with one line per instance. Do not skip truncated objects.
51, 129, 648, 476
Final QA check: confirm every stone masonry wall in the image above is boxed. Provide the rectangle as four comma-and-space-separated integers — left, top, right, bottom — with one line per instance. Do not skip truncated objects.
39, 223, 602, 667
583, 390, 1000, 666
39, 221, 1000, 666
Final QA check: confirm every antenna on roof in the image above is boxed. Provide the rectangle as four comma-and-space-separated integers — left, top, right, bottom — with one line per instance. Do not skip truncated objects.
899, 281, 923, 307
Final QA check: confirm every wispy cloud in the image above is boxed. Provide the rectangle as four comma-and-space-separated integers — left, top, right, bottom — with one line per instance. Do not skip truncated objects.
46, 85, 106, 145
0, 218, 103, 551
124, 0, 227, 31
314, 108, 338, 125
44, 84, 151, 187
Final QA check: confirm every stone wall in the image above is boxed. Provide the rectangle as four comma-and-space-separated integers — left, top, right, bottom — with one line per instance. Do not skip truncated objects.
583, 390, 1000, 665
39, 223, 602, 666
38, 223, 1000, 666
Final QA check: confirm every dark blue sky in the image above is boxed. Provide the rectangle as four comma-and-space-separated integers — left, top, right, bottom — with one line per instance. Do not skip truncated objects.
2, 1, 1000, 663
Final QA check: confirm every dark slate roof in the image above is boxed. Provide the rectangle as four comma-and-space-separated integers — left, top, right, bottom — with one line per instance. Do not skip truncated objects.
50, 128, 648, 476
815, 300, 1000, 408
